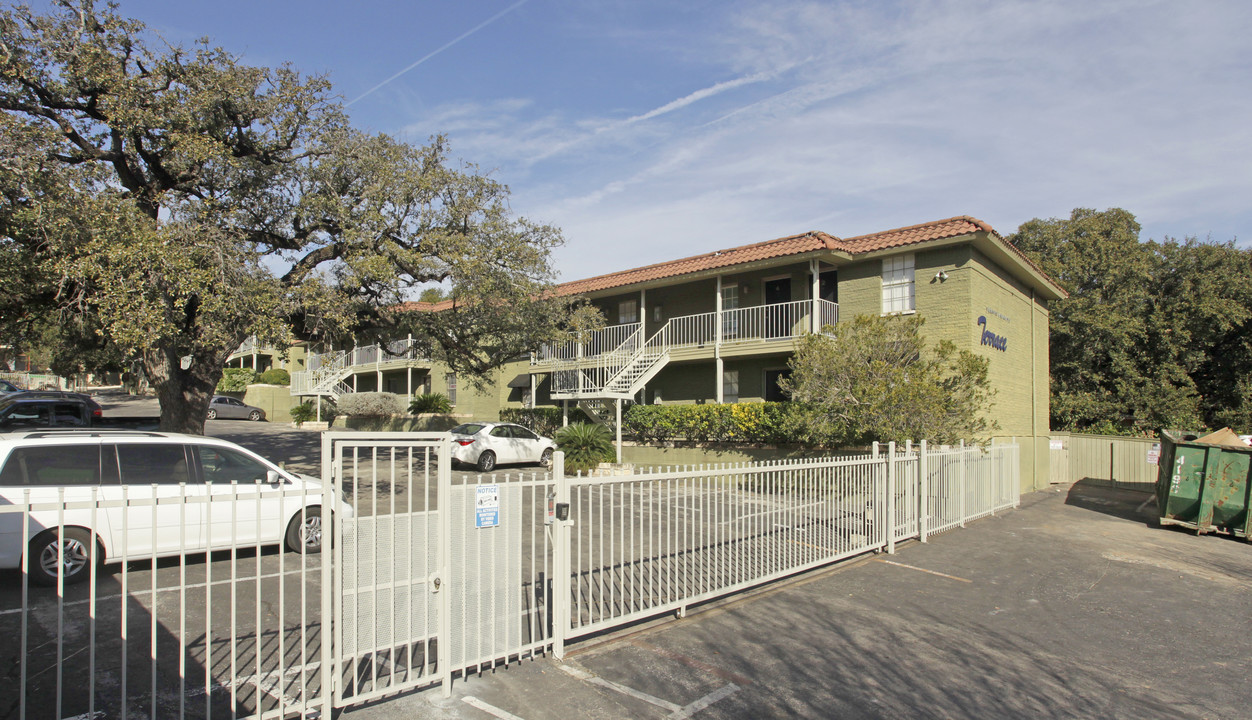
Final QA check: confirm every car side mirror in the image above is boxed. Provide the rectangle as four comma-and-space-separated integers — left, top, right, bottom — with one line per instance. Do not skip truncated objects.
266, 469, 282, 485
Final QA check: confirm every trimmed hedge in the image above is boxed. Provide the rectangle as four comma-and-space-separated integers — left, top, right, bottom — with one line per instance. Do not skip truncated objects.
623, 402, 799, 444
257, 368, 290, 386
217, 368, 255, 392
336, 392, 406, 417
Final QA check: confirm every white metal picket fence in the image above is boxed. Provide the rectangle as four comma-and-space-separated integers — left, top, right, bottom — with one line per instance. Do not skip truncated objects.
1, 435, 1017, 718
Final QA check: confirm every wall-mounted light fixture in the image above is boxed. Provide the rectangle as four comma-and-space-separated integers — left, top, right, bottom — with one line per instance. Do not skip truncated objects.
934, 270, 949, 282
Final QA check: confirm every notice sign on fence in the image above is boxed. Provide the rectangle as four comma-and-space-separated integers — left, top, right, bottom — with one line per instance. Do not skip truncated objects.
1147, 443, 1161, 465
476, 484, 500, 528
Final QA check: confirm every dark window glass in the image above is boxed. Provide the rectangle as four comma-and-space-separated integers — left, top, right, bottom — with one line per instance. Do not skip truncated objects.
764, 369, 792, 403
116, 444, 191, 485
197, 446, 269, 484
490, 426, 511, 438
0, 445, 100, 486
512, 426, 538, 441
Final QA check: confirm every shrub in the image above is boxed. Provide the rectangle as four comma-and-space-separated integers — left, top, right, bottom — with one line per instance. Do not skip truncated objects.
290, 402, 316, 426
217, 368, 255, 393
555, 423, 615, 474
409, 393, 453, 414
500, 407, 592, 437
336, 392, 405, 417
623, 402, 801, 445
257, 368, 290, 385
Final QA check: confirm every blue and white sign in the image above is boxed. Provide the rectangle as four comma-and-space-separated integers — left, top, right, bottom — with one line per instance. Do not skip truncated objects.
475, 484, 500, 529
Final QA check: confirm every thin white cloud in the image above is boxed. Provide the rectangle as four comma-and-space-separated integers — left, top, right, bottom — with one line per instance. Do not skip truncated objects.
348, 0, 530, 107
620, 72, 773, 125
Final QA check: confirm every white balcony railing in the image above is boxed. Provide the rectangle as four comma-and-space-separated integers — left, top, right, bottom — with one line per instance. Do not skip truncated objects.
537, 299, 827, 367
542, 300, 835, 396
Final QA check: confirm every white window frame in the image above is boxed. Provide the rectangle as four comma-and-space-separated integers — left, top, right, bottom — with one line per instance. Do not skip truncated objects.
722, 370, 739, 404
445, 372, 457, 406
881, 253, 916, 315
618, 299, 638, 325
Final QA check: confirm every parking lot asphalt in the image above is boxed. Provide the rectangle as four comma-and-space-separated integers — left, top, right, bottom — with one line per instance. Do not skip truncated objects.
90, 393, 1252, 719
343, 480, 1252, 720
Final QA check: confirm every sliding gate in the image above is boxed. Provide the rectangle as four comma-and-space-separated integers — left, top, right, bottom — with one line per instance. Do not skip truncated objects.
323, 435, 1017, 712
323, 432, 557, 710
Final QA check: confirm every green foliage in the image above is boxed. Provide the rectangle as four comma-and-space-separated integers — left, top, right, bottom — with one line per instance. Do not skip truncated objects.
555, 423, 615, 474
408, 393, 453, 414
499, 407, 592, 437
1010, 208, 1252, 432
780, 314, 996, 446
336, 392, 405, 417
217, 369, 256, 393
0, 1, 580, 433
256, 368, 290, 386
623, 403, 797, 444
289, 402, 316, 426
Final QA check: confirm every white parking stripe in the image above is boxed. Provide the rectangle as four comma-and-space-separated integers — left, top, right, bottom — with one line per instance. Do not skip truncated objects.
463, 695, 527, 720
0, 564, 322, 616
558, 664, 682, 713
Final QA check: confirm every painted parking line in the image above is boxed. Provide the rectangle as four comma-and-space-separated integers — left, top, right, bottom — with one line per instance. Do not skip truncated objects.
875, 558, 972, 583
558, 663, 740, 718
0, 564, 322, 616
463, 695, 527, 720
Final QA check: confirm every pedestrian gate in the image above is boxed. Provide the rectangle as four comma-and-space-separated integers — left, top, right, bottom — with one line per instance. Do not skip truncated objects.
324, 432, 558, 711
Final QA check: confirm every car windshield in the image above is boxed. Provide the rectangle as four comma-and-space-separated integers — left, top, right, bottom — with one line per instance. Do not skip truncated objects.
450, 423, 486, 436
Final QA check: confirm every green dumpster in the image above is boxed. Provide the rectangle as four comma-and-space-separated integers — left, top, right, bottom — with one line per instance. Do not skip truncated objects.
1156, 429, 1252, 540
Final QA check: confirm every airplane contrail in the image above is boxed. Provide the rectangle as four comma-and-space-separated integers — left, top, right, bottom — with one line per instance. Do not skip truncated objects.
347, 0, 531, 107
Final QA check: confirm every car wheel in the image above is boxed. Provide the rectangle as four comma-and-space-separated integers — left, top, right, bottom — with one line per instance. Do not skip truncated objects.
285, 506, 323, 554
476, 451, 496, 473
539, 448, 553, 469
248, 410, 262, 421
206, 409, 217, 420
29, 528, 95, 586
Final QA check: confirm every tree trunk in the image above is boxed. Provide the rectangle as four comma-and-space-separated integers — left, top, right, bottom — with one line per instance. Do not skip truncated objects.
144, 347, 225, 435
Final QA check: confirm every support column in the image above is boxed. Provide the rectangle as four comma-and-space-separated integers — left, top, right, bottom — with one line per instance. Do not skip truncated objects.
562, 400, 569, 427
715, 275, 724, 404
529, 375, 537, 409
615, 399, 623, 464
810, 259, 820, 333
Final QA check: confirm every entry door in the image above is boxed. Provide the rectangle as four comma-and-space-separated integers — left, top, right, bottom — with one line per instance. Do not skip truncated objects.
764, 277, 791, 339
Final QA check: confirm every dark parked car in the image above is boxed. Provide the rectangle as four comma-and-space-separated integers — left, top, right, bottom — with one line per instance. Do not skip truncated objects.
207, 395, 266, 421
0, 395, 93, 429
10, 390, 104, 421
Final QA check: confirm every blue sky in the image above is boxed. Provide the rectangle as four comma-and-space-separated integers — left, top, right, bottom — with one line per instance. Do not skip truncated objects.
109, 0, 1251, 282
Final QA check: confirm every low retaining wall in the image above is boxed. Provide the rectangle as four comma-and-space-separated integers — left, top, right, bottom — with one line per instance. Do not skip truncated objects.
338, 413, 471, 432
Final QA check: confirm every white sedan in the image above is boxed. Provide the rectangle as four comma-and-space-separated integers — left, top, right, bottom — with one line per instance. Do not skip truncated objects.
450, 422, 556, 472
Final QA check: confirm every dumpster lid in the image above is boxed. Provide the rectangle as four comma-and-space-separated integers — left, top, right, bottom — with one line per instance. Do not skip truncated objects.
1194, 427, 1249, 448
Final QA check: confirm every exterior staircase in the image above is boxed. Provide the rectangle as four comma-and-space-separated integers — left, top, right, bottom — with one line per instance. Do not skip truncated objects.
290, 349, 353, 400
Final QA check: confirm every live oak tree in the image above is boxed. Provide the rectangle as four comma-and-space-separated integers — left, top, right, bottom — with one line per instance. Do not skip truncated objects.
1010, 207, 1252, 433
1, 1, 587, 432
780, 314, 996, 446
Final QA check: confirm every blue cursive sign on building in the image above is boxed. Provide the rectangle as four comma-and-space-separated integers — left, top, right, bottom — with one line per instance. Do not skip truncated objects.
977, 316, 1007, 352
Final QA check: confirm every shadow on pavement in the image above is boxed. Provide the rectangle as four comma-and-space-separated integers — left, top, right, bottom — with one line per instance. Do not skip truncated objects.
1064, 478, 1159, 526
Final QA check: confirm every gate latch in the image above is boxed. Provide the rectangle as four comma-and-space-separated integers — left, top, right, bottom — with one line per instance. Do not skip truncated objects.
430, 575, 442, 592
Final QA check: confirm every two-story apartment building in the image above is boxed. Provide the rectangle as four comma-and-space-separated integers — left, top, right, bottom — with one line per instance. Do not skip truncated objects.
246, 215, 1065, 489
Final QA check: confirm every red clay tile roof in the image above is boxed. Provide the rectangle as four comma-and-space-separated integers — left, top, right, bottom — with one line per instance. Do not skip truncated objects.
398, 215, 1061, 309
554, 231, 842, 296
553, 215, 1056, 297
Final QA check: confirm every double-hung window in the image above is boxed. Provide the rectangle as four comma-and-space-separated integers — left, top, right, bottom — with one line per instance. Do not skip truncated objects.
881, 254, 915, 314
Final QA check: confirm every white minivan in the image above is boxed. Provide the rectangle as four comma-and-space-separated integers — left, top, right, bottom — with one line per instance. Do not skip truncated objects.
0, 429, 348, 586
